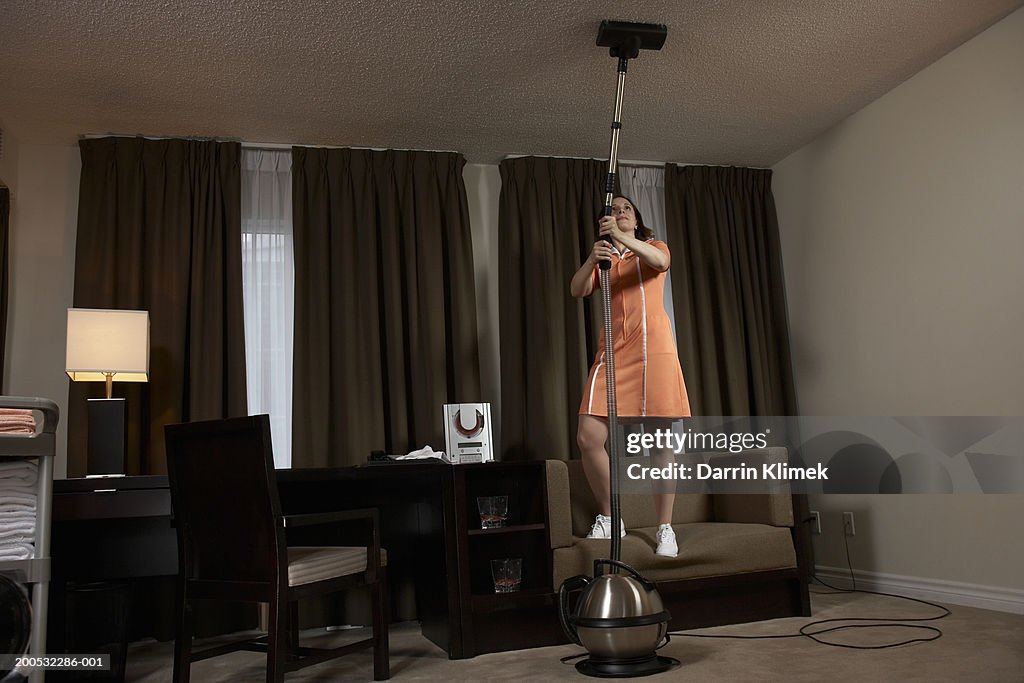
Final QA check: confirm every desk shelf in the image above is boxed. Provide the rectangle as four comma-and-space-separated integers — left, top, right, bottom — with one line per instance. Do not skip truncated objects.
466, 523, 546, 537
450, 461, 564, 656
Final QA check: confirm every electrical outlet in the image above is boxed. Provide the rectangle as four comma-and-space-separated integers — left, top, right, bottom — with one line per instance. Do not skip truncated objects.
810, 510, 821, 535
843, 511, 856, 536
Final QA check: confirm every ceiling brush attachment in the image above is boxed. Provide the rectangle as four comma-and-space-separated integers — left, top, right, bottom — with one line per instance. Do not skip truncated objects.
596, 20, 668, 58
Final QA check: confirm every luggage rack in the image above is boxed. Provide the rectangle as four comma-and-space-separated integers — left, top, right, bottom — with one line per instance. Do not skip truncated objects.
0, 396, 59, 683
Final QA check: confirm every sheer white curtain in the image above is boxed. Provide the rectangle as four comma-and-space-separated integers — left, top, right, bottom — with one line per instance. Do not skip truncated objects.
619, 165, 678, 337
619, 164, 685, 445
241, 148, 294, 467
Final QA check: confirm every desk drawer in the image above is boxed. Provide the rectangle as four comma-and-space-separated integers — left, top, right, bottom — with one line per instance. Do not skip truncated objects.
53, 488, 172, 520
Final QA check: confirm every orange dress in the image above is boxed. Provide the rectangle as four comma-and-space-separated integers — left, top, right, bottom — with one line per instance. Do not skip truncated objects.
579, 240, 691, 419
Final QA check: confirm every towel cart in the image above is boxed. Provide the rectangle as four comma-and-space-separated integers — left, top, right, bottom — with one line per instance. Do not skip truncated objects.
0, 396, 59, 683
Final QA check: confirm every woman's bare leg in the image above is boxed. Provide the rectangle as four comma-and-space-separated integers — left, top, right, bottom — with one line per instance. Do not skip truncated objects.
651, 445, 676, 524
643, 420, 677, 525
577, 415, 611, 516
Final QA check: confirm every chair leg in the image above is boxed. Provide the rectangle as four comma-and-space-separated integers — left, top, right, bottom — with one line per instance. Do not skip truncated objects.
287, 601, 300, 659
267, 595, 286, 683
372, 570, 390, 681
172, 590, 193, 683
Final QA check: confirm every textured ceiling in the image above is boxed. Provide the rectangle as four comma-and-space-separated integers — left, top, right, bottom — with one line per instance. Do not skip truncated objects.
1, 0, 1021, 165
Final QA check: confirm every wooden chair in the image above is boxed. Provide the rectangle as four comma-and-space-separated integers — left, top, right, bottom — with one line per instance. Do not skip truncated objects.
164, 415, 389, 682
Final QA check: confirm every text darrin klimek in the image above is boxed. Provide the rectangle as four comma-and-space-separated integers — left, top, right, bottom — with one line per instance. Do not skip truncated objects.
627, 461, 828, 481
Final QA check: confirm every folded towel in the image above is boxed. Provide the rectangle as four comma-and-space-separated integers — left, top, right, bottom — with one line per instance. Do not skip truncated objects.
0, 511, 36, 524
0, 521, 35, 534
0, 492, 36, 506
0, 409, 35, 417
0, 477, 38, 489
0, 489, 37, 502
0, 408, 36, 435
0, 529, 34, 543
0, 461, 38, 483
0, 509, 36, 520
0, 460, 38, 473
0, 543, 34, 561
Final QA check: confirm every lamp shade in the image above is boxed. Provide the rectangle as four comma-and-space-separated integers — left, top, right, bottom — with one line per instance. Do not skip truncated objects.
66, 308, 150, 382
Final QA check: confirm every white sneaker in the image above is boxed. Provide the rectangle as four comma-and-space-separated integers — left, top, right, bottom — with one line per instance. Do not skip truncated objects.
655, 524, 678, 557
587, 514, 626, 539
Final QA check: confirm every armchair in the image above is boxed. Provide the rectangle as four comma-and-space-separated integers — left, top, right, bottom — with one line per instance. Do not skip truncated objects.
545, 448, 812, 630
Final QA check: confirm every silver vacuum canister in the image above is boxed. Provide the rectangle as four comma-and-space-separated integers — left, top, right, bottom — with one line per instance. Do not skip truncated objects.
560, 560, 678, 677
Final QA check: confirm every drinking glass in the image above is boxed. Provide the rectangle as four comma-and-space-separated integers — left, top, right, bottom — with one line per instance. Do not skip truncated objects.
491, 558, 522, 593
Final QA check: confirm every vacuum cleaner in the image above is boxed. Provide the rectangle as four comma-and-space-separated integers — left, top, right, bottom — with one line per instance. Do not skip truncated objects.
558, 20, 679, 678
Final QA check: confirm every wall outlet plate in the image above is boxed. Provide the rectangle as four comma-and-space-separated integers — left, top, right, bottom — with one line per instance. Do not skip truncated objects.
843, 511, 856, 536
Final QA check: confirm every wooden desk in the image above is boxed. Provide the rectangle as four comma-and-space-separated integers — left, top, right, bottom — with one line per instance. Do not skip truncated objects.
276, 462, 459, 654
49, 461, 563, 659
50, 464, 463, 655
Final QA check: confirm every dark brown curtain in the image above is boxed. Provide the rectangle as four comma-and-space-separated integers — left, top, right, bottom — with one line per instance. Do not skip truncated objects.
498, 156, 608, 461
70, 137, 248, 476
0, 186, 9, 389
664, 165, 797, 416
291, 147, 480, 467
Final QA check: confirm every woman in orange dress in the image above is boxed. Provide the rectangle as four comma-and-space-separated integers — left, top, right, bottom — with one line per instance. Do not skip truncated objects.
569, 195, 691, 556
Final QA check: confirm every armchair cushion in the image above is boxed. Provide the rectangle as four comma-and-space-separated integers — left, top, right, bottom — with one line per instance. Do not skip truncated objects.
287, 547, 388, 587
553, 522, 796, 586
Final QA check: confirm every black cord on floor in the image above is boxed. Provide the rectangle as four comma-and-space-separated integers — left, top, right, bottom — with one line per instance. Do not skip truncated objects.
559, 652, 589, 664
666, 528, 950, 650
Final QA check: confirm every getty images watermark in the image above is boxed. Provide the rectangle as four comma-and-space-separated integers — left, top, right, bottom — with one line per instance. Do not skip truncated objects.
615, 416, 1024, 494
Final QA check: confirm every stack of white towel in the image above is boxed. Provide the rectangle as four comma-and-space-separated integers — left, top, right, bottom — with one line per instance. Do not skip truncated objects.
1, 407, 39, 562
0, 460, 38, 561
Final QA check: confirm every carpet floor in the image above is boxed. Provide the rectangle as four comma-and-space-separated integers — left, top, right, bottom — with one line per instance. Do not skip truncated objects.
124, 589, 1024, 682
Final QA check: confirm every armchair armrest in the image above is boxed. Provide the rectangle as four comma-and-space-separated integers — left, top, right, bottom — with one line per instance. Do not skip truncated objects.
708, 448, 794, 527
544, 460, 573, 549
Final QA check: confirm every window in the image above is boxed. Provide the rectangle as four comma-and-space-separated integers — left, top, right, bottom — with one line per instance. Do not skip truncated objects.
241, 148, 294, 467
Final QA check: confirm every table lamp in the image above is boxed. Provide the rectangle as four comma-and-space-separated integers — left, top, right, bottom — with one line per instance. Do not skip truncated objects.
66, 308, 150, 474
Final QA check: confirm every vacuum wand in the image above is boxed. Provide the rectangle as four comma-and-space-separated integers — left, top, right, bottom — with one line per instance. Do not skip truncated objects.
594, 20, 666, 564
599, 54, 629, 564
555, 22, 678, 679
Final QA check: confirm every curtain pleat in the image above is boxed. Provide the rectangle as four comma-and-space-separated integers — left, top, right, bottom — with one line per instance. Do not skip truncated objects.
498, 156, 608, 460
291, 147, 480, 467
663, 165, 797, 416
69, 137, 247, 475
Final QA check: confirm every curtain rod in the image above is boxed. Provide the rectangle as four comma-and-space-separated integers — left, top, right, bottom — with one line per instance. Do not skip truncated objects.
79, 134, 460, 155
501, 153, 668, 168
78, 136, 766, 169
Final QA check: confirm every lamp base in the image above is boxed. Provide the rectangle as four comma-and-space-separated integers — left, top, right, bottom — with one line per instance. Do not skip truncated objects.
87, 398, 126, 475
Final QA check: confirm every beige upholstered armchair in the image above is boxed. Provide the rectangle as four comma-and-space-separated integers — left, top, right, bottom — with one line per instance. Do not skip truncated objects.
545, 448, 812, 629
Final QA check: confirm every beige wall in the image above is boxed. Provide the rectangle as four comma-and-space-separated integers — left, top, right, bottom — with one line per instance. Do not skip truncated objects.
773, 8, 1024, 590
0, 121, 20, 194
1, 122, 21, 393
4, 143, 80, 478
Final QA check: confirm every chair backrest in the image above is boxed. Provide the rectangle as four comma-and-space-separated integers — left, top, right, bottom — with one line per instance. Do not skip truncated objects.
165, 415, 283, 584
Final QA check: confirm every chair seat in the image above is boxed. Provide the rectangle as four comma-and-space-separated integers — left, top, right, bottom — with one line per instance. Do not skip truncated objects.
288, 546, 388, 587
